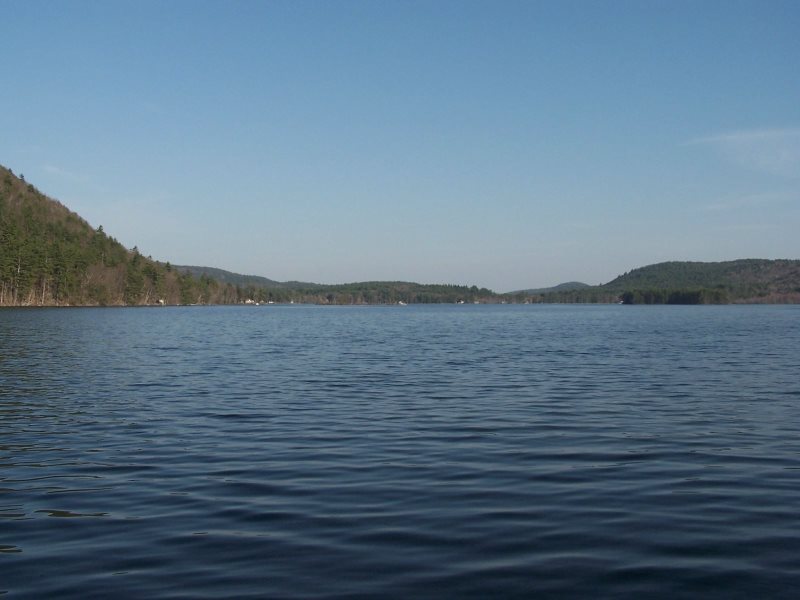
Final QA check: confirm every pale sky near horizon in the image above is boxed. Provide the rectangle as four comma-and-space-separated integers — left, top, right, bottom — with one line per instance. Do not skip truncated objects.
2, 0, 798, 292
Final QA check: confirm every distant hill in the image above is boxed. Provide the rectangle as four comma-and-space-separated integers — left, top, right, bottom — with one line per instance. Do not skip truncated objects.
604, 259, 800, 291
0, 165, 499, 305
3, 164, 798, 305
522, 260, 800, 304
603, 259, 800, 303
509, 259, 800, 304
175, 265, 319, 290
513, 281, 590, 295
290, 281, 498, 304
177, 266, 500, 304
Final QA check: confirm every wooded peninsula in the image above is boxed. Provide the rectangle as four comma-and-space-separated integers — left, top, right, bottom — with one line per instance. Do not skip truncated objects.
2, 165, 799, 306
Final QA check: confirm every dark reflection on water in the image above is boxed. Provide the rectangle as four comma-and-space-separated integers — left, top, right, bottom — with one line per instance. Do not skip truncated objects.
1, 304, 799, 598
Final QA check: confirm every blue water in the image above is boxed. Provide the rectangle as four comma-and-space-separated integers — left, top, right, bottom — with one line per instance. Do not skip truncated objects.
1, 304, 799, 598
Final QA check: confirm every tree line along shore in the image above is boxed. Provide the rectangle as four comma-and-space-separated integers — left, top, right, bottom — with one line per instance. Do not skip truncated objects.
2, 165, 798, 307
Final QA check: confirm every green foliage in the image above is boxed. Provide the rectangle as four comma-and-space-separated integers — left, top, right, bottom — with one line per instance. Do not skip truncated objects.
3, 164, 798, 307
510, 260, 800, 305
283, 281, 498, 305
0, 165, 240, 306
607, 261, 800, 304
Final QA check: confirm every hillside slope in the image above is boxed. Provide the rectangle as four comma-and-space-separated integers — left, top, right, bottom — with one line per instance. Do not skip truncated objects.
605, 260, 800, 290
175, 265, 319, 290
513, 281, 590, 295
603, 260, 800, 303
0, 165, 238, 306
514, 260, 800, 304
0, 166, 499, 306
3, 165, 797, 306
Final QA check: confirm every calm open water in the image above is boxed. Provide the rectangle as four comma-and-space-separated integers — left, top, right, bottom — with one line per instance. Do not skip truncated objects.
1, 304, 799, 598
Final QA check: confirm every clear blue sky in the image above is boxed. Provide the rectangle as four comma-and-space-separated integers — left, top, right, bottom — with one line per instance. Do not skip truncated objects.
2, 0, 798, 291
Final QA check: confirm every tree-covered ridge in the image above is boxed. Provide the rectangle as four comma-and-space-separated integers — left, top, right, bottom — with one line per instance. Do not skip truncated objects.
2, 164, 799, 306
0, 165, 500, 306
206, 278, 500, 305
175, 265, 320, 290
294, 281, 497, 305
512, 281, 591, 295
605, 260, 800, 290
0, 165, 239, 306
522, 260, 800, 304
174, 264, 500, 303
176, 265, 498, 303
603, 260, 800, 304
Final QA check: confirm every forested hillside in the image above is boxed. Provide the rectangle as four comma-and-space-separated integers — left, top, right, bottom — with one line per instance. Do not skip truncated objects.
525, 260, 800, 304
176, 265, 298, 289
605, 260, 800, 304
291, 281, 497, 304
513, 281, 590, 295
0, 165, 239, 306
175, 265, 498, 304
0, 166, 500, 306
3, 164, 798, 306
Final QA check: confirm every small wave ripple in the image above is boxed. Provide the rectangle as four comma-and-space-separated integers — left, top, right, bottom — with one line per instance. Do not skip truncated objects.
1, 305, 799, 598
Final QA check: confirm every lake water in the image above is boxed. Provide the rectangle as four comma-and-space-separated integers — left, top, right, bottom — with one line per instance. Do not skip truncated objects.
1, 304, 799, 598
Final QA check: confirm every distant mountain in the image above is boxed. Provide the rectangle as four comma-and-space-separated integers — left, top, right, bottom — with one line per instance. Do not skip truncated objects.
175, 265, 319, 290
513, 281, 590, 295
0, 165, 498, 306
4, 164, 798, 306
601, 259, 800, 304
522, 260, 800, 304
604, 259, 800, 291
176, 266, 500, 304
289, 281, 498, 304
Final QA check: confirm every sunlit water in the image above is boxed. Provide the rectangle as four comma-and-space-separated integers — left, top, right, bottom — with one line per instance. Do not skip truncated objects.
1, 304, 799, 598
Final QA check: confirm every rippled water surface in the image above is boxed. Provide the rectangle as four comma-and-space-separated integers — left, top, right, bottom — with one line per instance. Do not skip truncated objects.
1, 304, 799, 598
